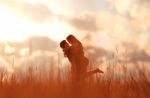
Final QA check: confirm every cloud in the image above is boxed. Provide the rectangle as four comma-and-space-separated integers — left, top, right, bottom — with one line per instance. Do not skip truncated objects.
0, 0, 53, 23
129, 50, 150, 63
0, 0, 150, 52
120, 42, 150, 63
66, 14, 98, 32
107, 0, 134, 15
85, 45, 108, 65
60, 0, 110, 13
0, 36, 58, 59
21, 3, 52, 23
24, 36, 57, 52
63, 9, 148, 49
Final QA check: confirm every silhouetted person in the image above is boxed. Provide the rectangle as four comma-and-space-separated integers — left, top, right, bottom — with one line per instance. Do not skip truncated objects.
66, 35, 84, 56
60, 40, 78, 81
60, 40, 70, 58
60, 40, 75, 67
60, 35, 103, 82
66, 35, 88, 80
60, 35, 104, 98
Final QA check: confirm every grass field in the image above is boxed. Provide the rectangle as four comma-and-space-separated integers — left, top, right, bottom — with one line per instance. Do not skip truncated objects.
0, 62, 150, 98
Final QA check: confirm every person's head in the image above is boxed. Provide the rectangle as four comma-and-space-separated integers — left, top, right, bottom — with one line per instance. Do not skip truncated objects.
60, 40, 69, 49
66, 34, 77, 44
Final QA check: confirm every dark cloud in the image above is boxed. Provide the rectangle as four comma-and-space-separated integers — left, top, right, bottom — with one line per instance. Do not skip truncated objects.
139, 0, 150, 4
129, 50, 150, 63
24, 36, 57, 52
121, 42, 150, 63
85, 45, 108, 65
0, 36, 57, 58
22, 3, 52, 22
84, 42, 150, 65
67, 14, 98, 32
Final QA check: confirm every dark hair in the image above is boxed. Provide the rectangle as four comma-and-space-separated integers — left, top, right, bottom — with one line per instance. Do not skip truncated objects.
66, 34, 78, 44
60, 40, 68, 48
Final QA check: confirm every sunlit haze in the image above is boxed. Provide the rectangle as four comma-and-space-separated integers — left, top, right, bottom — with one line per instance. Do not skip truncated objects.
0, 6, 73, 42
0, 0, 150, 71
0, 1, 150, 97
0, 0, 149, 50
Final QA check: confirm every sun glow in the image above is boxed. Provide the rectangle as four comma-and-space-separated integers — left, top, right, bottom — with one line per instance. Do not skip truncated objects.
0, 7, 35, 41
48, 18, 73, 41
0, 7, 73, 42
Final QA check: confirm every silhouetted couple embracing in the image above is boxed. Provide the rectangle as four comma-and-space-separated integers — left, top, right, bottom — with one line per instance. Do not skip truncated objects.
60, 35, 103, 82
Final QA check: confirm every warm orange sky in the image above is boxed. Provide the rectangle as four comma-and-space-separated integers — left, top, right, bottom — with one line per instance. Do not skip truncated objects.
0, 0, 150, 74
0, 0, 149, 51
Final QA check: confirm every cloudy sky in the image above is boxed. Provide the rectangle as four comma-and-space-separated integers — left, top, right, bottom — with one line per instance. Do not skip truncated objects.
0, 0, 150, 75
0, 0, 150, 52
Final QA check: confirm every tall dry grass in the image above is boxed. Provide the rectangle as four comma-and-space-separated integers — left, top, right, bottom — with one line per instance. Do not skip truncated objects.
0, 63, 150, 98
